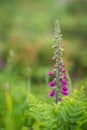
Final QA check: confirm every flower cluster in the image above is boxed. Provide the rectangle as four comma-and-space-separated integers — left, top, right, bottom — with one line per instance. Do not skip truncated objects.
48, 20, 69, 103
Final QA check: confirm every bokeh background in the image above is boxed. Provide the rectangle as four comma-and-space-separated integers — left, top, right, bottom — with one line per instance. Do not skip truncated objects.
0, 0, 87, 101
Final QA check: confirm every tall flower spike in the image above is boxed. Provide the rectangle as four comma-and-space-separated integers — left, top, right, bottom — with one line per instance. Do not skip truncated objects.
48, 20, 69, 103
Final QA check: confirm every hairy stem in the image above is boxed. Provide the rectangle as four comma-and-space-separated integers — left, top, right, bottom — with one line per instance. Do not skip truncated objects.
55, 27, 61, 103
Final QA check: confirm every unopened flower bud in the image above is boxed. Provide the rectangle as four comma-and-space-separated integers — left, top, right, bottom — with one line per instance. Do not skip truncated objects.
62, 63, 65, 67
52, 86, 56, 90
52, 57, 55, 60
59, 76, 63, 80
56, 59, 58, 63
54, 65, 58, 68
53, 51, 57, 55
55, 35, 58, 39
53, 69, 57, 72
61, 68, 66, 73
60, 48, 64, 51
52, 39, 56, 42
52, 45, 57, 48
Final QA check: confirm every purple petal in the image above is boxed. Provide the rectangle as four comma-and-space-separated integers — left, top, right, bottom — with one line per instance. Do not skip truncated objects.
56, 75, 58, 79
62, 90, 69, 96
49, 80, 56, 87
48, 71, 54, 76
61, 69, 66, 73
62, 85, 68, 91
61, 79, 68, 85
62, 74, 67, 79
49, 90, 56, 98
62, 63, 65, 67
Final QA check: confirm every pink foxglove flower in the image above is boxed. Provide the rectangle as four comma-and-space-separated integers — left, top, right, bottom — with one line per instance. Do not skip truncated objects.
48, 20, 69, 103
62, 85, 68, 91
49, 90, 56, 98
49, 80, 56, 87
61, 79, 68, 85
62, 63, 65, 67
61, 68, 66, 73
62, 90, 69, 96
62, 74, 67, 79
48, 71, 54, 76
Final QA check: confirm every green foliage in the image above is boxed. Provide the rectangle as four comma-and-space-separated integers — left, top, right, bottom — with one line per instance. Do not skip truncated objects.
25, 88, 87, 130
54, 87, 87, 130
25, 93, 55, 130
0, 87, 6, 129
0, 85, 87, 130
0, 85, 27, 130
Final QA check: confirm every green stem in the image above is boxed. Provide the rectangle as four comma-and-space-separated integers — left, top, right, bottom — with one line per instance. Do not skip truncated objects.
56, 32, 61, 103
55, 90, 59, 103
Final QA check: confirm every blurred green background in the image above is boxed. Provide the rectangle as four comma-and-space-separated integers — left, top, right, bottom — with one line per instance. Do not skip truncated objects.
0, 0, 87, 100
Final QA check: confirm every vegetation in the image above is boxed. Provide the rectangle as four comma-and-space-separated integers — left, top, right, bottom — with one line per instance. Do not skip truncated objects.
0, 0, 87, 129
0, 86, 87, 130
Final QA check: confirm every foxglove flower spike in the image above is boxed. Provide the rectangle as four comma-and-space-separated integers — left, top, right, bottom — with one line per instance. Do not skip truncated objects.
48, 20, 69, 103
